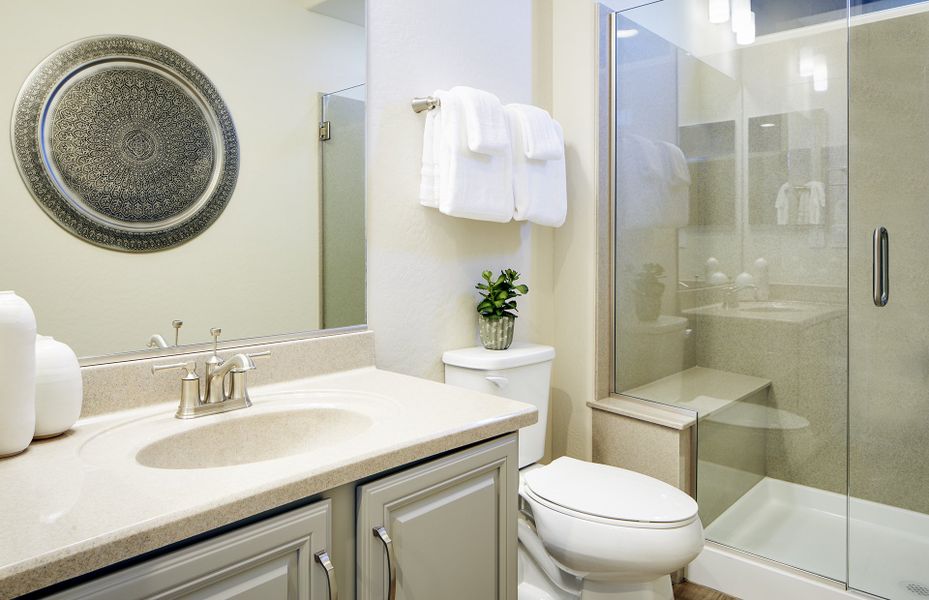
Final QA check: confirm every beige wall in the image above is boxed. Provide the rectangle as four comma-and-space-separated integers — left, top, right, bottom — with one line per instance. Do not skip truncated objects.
0, 0, 365, 358
366, 0, 555, 384
849, 10, 929, 514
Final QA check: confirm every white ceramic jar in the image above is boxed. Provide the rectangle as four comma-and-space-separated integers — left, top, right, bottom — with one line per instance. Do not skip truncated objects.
0, 291, 37, 457
34, 336, 83, 439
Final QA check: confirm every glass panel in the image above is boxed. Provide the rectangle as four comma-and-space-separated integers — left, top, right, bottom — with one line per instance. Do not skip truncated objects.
848, 2, 929, 598
320, 85, 366, 329
613, 1, 848, 581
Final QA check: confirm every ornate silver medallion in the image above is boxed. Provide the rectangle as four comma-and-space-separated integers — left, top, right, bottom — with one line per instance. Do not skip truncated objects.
11, 36, 239, 252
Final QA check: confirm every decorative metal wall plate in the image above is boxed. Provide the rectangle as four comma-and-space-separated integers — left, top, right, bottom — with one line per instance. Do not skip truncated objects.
11, 36, 239, 252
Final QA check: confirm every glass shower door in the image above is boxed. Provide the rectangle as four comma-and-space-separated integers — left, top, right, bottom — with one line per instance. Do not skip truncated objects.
612, 0, 849, 583
848, 3, 929, 598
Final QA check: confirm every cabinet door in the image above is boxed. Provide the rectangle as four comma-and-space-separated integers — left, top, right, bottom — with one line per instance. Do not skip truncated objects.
50, 499, 336, 600
357, 434, 518, 600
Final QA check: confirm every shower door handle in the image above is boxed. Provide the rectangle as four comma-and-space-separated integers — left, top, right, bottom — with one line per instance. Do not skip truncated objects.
873, 226, 889, 307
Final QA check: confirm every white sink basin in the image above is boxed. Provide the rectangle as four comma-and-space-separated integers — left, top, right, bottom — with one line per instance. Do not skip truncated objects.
136, 407, 372, 469
80, 390, 392, 470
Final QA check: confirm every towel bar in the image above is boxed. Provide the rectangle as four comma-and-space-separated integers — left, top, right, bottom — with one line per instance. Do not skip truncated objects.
411, 96, 440, 113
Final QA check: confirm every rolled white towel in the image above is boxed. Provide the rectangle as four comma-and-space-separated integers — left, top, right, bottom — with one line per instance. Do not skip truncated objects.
451, 85, 510, 156
507, 103, 564, 161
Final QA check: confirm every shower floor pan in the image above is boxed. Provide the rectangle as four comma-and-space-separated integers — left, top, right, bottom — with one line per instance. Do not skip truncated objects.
705, 476, 929, 599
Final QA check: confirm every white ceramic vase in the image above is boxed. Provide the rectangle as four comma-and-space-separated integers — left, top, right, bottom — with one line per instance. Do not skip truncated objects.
0, 291, 37, 457
34, 335, 83, 439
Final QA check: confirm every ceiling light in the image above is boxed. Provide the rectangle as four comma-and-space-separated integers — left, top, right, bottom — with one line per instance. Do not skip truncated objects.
760, 122, 776, 128
616, 28, 639, 38
709, 0, 730, 24
731, 0, 751, 33
736, 11, 755, 45
813, 60, 828, 92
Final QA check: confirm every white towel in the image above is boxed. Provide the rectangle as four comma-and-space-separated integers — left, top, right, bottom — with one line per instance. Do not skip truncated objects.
451, 86, 510, 156
507, 106, 567, 227
419, 109, 440, 207
617, 136, 690, 230
435, 89, 514, 222
506, 103, 564, 161
775, 183, 791, 225
799, 181, 825, 225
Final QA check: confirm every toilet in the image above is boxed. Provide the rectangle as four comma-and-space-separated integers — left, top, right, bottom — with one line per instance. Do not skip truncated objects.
443, 343, 704, 600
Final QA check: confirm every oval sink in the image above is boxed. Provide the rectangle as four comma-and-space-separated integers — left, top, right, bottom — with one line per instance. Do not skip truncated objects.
79, 389, 391, 471
136, 407, 372, 469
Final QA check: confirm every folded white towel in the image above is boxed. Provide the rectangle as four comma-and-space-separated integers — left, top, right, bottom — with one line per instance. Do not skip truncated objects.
451, 86, 510, 156
419, 109, 440, 207
507, 103, 564, 161
435, 89, 514, 222
507, 106, 567, 227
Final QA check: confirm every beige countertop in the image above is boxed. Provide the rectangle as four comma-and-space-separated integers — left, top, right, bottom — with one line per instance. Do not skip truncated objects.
0, 366, 536, 598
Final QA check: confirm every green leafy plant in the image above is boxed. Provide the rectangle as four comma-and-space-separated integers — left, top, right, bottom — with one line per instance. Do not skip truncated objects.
476, 269, 529, 319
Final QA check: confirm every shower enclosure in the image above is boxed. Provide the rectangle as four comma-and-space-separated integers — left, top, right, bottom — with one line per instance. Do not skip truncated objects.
610, 2, 929, 598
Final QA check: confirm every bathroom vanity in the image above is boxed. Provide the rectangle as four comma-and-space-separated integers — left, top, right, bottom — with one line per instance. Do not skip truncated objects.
0, 332, 534, 600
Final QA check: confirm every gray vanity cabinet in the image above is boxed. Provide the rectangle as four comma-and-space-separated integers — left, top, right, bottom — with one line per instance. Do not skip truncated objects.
356, 434, 519, 600
49, 500, 335, 600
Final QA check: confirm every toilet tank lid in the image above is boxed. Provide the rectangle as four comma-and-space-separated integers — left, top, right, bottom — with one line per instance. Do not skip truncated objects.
442, 343, 555, 370
523, 457, 698, 524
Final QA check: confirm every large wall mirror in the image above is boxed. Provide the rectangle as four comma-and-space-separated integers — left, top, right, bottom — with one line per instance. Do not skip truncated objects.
0, 0, 366, 361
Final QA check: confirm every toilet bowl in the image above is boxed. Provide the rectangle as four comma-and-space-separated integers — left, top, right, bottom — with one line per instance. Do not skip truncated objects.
443, 344, 705, 600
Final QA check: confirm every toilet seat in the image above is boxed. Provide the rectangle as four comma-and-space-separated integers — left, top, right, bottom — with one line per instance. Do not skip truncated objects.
522, 457, 698, 529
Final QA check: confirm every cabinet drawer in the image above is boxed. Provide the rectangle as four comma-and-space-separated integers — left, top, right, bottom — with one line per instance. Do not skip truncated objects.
357, 434, 518, 600
49, 499, 335, 600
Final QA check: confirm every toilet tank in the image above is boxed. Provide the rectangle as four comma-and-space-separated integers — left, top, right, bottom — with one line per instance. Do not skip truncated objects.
443, 343, 555, 468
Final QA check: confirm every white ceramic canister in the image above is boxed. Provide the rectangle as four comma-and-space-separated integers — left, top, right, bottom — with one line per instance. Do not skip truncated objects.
34, 336, 83, 439
0, 291, 37, 457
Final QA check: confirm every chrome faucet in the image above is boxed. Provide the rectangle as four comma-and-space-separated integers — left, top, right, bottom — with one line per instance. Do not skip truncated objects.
152, 328, 269, 419
722, 283, 757, 309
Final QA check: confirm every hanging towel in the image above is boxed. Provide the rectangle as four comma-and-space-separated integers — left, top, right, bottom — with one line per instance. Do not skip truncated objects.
800, 181, 826, 225
506, 103, 564, 161
775, 183, 791, 225
451, 86, 510, 156
617, 136, 690, 230
657, 141, 691, 228
507, 105, 567, 227
434, 89, 514, 222
419, 109, 441, 207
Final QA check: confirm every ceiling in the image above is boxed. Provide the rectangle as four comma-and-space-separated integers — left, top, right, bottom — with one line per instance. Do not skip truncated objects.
304, 0, 365, 27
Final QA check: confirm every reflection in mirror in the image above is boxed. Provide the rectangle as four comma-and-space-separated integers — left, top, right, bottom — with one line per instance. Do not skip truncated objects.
0, 0, 366, 360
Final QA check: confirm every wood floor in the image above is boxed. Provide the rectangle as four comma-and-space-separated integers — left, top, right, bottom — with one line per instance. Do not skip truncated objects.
673, 580, 740, 600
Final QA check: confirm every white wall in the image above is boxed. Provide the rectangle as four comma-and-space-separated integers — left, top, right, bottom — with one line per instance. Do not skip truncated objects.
548, 0, 601, 460
366, 0, 555, 383
0, 0, 365, 357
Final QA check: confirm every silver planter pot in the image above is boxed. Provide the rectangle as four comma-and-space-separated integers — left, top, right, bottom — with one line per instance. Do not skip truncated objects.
479, 315, 515, 350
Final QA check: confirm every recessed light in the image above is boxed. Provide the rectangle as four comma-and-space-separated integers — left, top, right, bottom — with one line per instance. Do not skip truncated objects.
760, 123, 776, 128
616, 29, 639, 38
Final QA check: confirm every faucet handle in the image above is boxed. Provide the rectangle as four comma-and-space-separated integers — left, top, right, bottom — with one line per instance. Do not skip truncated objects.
210, 328, 222, 351
172, 320, 184, 346
247, 350, 271, 361
152, 361, 198, 377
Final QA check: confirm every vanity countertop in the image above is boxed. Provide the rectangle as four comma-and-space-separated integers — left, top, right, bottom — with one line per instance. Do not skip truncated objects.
0, 366, 536, 598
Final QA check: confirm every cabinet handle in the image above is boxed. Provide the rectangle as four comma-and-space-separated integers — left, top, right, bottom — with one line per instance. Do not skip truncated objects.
314, 550, 338, 600
373, 526, 397, 600
873, 226, 889, 306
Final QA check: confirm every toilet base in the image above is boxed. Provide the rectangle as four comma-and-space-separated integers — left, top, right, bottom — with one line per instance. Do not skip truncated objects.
581, 576, 672, 600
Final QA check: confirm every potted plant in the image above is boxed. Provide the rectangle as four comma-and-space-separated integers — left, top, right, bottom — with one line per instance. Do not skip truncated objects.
633, 263, 665, 321
475, 269, 529, 350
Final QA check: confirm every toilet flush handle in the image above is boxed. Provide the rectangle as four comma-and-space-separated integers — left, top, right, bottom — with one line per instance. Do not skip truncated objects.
486, 375, 509, 390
